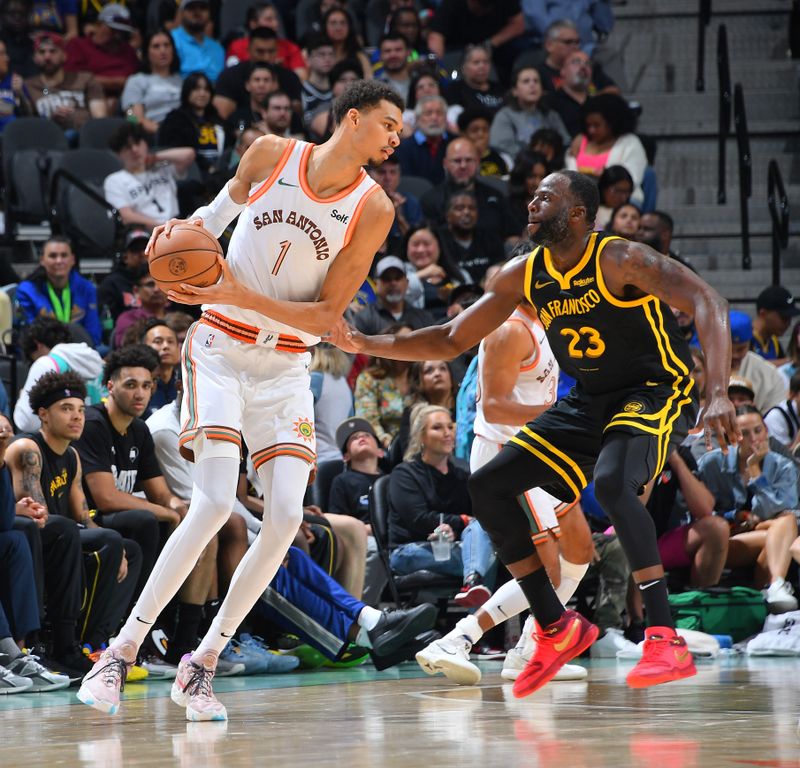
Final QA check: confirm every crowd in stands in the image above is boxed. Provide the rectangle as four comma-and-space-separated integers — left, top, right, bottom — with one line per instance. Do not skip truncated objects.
0, 0, 798, 692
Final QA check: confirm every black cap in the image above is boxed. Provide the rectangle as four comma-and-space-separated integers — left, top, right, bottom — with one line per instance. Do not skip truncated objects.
448, 283, 483, 307
125, 228, 150, 250
335, 417, 378, 454
756, 285, 800, 316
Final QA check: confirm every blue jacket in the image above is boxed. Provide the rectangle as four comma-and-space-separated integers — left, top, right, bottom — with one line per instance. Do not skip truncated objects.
17, 270, 102, 345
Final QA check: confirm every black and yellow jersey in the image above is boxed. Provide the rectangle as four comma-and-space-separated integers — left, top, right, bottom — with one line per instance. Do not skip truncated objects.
523, 232, 694, 395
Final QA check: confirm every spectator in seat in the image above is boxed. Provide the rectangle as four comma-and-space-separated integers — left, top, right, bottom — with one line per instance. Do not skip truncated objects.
159, 72, 228, 177
522, 1, 614, 55
401, 68, 455, 138
112, 265, 170, 348
120, 29, 183, 138
779, 320, 800, 382
528, 126, 566, 169
566, 93, 647, 205
550, 49, 595, 138
354, 321, 413, 450
0, 39, 34, 132
64, 3, 138, 103
213, 27, 303, 123
729, 310, 787, 414
25, 31, 106, 131
227, 62, 278, 132
647, 446, 729, 588
594, 165, 632, 230
447, 43, 505, 118
764, 372, 800, 452
170, 0, 224, 82
489, 66, 569, 159
321, 6, 371, 79
328, 417, 390, 606
15, 317, 103, 433
1, 0, 37, 78
698, 405, 799, 613
388, 405, 497, 603
139, 318, 180, 418
165, 310, 194, 346
353, 256, 435, 337
6, 372, 145, 656
536, 19, 619, 94
300, 33, 335, 130
16, 236, 102, 346
307, 58, 361, 143
420, 137, 519, 244
226, 1, 307, 78
368, 154, 423, 255
507, 150, 550, 235
751, 285, 799, 364
635, 210, 695, 272
427, 0, 526, 86
606, 202, 640, 239
97, 228, 149, 323
310, 344, 354, 464
104, 122, 195, 230
457, 107, 511, 178
373, 31, 412, 102
436, 190, 505, 283
73, 345, 188, 597
261, 90, 298, 138
395, 94, 451, 184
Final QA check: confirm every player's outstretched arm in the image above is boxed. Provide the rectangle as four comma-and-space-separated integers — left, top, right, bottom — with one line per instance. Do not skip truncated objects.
600, 239, 739, 451
327, 259, 528, 362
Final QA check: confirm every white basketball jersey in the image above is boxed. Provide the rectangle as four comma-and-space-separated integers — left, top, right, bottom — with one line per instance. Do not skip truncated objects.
208, 139, 381, 345
473, 308, 559, 443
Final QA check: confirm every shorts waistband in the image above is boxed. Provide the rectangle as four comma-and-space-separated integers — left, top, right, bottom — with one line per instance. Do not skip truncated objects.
200, 310, 307, 353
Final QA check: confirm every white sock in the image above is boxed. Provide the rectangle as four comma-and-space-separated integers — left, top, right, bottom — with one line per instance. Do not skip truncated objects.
448, 614, 482, 645
482, 578, 531, 626
556, 557, 589, 605
357, 606, 382, 631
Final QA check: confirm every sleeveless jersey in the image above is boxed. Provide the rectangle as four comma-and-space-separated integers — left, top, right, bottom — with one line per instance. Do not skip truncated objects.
29, 431, 77, 518
209, 139, 381, 346
523, 232, 694, 395
473, 308, 559, 443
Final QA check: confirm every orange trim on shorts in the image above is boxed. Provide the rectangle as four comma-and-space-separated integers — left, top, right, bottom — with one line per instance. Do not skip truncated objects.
200, 310, 307, 353
247, 139, 297, 206
180, 321, 203, 436
343, 183, 381, 248
554, 498, 578, 519
532, 527, 561, 545
251, 442, 316, 469
298, 142, 367, 203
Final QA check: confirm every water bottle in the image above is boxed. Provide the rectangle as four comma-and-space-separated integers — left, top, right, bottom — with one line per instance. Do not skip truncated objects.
100, 305, 113, 344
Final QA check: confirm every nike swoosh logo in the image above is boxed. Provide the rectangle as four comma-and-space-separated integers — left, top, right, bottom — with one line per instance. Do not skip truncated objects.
534, 280, 555, 289
675, 648, 690, 663
496, 603, 508, 617
135, 616, 153, 625
277, 178, 298, 188
221, 631, 234, 638
553, 618, 580, 653
639, 581, 659, 591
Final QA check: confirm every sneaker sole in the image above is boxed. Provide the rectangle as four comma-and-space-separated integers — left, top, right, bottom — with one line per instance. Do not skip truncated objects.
171, 682, 189, 708
372, 604, 438, 658
502, 663, 588, 682
626, 662, 697, 689
454, 586, 492, 609
0, 683, 34, 694
76, 685, 119, 715
512, 622, 599, 698
415, 650, 481, 686
186, 705, 227, 722
27, 679, 71, 692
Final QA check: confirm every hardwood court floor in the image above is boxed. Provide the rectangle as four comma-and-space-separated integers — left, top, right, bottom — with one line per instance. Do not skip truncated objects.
2, 656, 800, 768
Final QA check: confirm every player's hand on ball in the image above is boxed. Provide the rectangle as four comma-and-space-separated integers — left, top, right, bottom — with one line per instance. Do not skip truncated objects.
145, 216, 204, 257
324, 317, 363, 354
167, 254, 240, 305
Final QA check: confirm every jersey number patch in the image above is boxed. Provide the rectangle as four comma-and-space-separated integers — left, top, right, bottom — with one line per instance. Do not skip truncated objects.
271, 240, 292, 276
560, 326, 606, 359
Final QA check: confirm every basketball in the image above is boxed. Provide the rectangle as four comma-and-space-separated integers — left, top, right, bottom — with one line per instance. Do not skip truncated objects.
148, 224, 223, 292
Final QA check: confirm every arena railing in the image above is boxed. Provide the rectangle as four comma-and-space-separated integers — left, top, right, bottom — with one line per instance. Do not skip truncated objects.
716, 23, 731, 204
733, 83, 752, 270
696, 0, 712, 91
767, 159, 789, 286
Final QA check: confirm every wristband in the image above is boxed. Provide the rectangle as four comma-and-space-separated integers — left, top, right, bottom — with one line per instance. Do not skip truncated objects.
192, 182, 246, 238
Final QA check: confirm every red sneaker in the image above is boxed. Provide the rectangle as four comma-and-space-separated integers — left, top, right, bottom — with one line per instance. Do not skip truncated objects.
511, 610, 598, 699
626, 627, 697, 689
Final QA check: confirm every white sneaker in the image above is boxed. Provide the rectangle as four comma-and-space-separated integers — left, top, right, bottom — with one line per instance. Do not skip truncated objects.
764, 579, 798, 614
0, 663, 34, 694
591, 628, 641, 659
141, 654, 178, 680
171, 655, 227, 722
416, 635, 481, 686
5, 653, 70, 691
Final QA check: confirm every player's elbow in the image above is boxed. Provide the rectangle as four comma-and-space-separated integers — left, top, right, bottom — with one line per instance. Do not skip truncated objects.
483, 400, 506, 423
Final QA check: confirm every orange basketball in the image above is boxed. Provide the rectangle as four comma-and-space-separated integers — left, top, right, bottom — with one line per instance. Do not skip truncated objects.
148, 224, 223, 292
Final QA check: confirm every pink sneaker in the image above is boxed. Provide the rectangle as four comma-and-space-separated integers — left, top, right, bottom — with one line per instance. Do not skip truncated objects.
76, 648, 132, 715
171, 654, 227, 722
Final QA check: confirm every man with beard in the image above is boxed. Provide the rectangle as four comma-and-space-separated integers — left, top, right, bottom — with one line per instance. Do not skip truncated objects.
550, 50, 593, 137
396, 94, 450, 184
421, 137, 519, 245
329, 169, 738, 695
170, 0, 224, 82
374, 32, 413, 102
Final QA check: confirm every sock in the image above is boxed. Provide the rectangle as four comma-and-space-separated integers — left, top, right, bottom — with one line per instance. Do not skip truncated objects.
516, 568, 564, 629
556, 558, 589, 605
356, 606, 382, 631
483, 578, 532, 626
355, 626, 373, 648
0, 637, 22, 660
169, 603, 204, 659
449, 615, 482, 645
638, 577, 674, 629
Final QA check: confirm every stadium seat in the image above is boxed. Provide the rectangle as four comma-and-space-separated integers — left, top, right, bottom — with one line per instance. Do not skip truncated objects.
309, 459, 344, 513
397, 174, 434, 200
79, 118, 128, 150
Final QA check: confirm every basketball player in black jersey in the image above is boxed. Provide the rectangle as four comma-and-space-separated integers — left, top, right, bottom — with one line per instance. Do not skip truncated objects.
330, 170, 739, 695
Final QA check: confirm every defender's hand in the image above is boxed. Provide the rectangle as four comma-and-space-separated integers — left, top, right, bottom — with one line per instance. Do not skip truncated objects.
324, 317, 364, 354
700, 394, 739, 454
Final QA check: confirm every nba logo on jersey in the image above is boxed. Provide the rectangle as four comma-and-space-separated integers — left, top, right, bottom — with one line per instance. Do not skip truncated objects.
205, 333, 216, 347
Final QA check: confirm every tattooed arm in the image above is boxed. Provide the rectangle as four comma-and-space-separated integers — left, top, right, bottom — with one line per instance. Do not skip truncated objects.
5, 438, 49, 526
600, 239, 737, 450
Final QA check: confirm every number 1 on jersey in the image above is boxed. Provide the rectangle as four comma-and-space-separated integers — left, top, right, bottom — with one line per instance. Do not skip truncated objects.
272, 240, 292, 276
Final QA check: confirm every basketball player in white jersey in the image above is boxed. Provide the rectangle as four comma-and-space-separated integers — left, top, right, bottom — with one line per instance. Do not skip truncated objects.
78, 81, 437, 721
416, 297, 595, 685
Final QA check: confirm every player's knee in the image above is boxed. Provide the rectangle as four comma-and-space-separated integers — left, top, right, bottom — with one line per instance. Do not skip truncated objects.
593, 467, 635, 514
468, 466, 495, 508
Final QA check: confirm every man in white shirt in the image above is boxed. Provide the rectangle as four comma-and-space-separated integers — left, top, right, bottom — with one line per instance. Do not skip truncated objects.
103, 122, 195, 229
